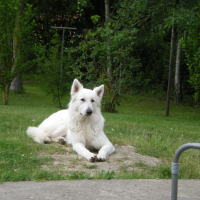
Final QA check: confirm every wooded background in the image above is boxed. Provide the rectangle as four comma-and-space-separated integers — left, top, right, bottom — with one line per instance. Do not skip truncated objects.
0, 0, 200, 112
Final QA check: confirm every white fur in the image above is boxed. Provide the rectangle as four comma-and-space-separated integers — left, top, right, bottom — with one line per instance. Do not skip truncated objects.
26, 79, 115, 162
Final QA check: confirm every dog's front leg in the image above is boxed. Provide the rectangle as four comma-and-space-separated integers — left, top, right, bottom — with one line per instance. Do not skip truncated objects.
97, 143, 115, 161
73, 143, 97, 162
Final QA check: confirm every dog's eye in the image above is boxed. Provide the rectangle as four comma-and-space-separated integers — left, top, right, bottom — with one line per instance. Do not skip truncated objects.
80, 98, 85, 102
91, 99, 95, 102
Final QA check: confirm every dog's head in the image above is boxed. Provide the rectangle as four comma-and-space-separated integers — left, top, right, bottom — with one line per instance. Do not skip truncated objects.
70, 79, 104, 116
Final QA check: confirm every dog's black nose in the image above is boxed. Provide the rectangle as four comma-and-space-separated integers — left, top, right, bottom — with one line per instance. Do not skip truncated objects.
86, 108, 92, 116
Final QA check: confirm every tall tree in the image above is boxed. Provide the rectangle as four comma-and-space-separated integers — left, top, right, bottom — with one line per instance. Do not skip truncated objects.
175, 40, 181, 104
0, 0, 33, 104
0, 0, 18, 104
104, 0, 114, 88
166, 12, 176, 116
10, 0, 25, 92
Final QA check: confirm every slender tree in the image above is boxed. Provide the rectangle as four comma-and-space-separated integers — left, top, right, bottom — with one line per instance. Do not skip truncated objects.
10, 0, 25, 92
166, 12, 176, 116
0, 0, 33, 104
175, 40, 181, 104
0, 0, 17, 104
104, 0, 113, 88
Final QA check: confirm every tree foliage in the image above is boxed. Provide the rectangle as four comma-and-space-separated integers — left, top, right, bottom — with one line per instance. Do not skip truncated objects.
67, 21, 139, 111
36, 34, 73, 108
180, 4, 200, 104
50, 0, 198, 110
2, 0, 200, 108
0, 0, 17, 104
66, 0, 172, 111
0, 0, 34, 104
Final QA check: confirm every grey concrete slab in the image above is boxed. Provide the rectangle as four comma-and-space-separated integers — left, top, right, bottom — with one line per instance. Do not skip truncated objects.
0, 179, 199, 200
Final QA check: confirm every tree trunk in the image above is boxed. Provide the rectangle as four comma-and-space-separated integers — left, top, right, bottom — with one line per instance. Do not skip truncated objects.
3, 86, 7, 105
175, 40, 182, 104
104, 0, 109, 21
104, 0, 113, 87
10, 73, 23, 92
10, 0, 24, 92
3, 83, 11, 105
166, 13, 176, 116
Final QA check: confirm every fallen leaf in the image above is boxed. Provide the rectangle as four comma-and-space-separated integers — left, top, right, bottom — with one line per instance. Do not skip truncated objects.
68, 165, 75, 168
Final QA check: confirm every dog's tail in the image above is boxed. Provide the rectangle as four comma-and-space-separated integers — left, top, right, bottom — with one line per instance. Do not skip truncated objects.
26, 126, 47, 144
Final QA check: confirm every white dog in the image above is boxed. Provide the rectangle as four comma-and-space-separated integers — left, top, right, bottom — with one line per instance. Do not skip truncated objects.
26, 79, 115, 162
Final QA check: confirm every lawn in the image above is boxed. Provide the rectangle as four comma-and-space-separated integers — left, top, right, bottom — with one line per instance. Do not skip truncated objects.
0, 79, 200, 182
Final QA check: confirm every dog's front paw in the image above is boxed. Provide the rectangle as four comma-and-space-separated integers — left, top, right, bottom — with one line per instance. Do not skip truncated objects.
97, 152, 106, 162
96, 157, 106, 162
86, 152, 97, 162
90, 155, 97, 162
58, 138, 66, 145
44, 137, 51, 144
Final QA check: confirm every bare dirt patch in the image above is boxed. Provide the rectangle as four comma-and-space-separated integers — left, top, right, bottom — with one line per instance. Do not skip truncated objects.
41, 144, 160, 176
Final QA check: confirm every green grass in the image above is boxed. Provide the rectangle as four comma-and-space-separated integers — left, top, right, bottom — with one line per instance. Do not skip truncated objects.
104, 94, 200, 179
0, 80, 70, 182
0, 80, 200, 182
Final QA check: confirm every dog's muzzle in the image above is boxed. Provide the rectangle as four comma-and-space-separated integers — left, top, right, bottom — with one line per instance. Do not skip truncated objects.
85, 108, 92, 116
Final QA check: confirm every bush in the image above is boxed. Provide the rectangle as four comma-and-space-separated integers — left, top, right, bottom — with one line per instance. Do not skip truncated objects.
36, 33, 73, 108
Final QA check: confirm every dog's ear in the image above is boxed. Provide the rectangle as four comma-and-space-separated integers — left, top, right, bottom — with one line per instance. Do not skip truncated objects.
94, 85, 104, 100
71, 79, 83, 96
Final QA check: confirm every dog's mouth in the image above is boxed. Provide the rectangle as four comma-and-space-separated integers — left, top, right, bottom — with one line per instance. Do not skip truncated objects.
85, 113, 92, 116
